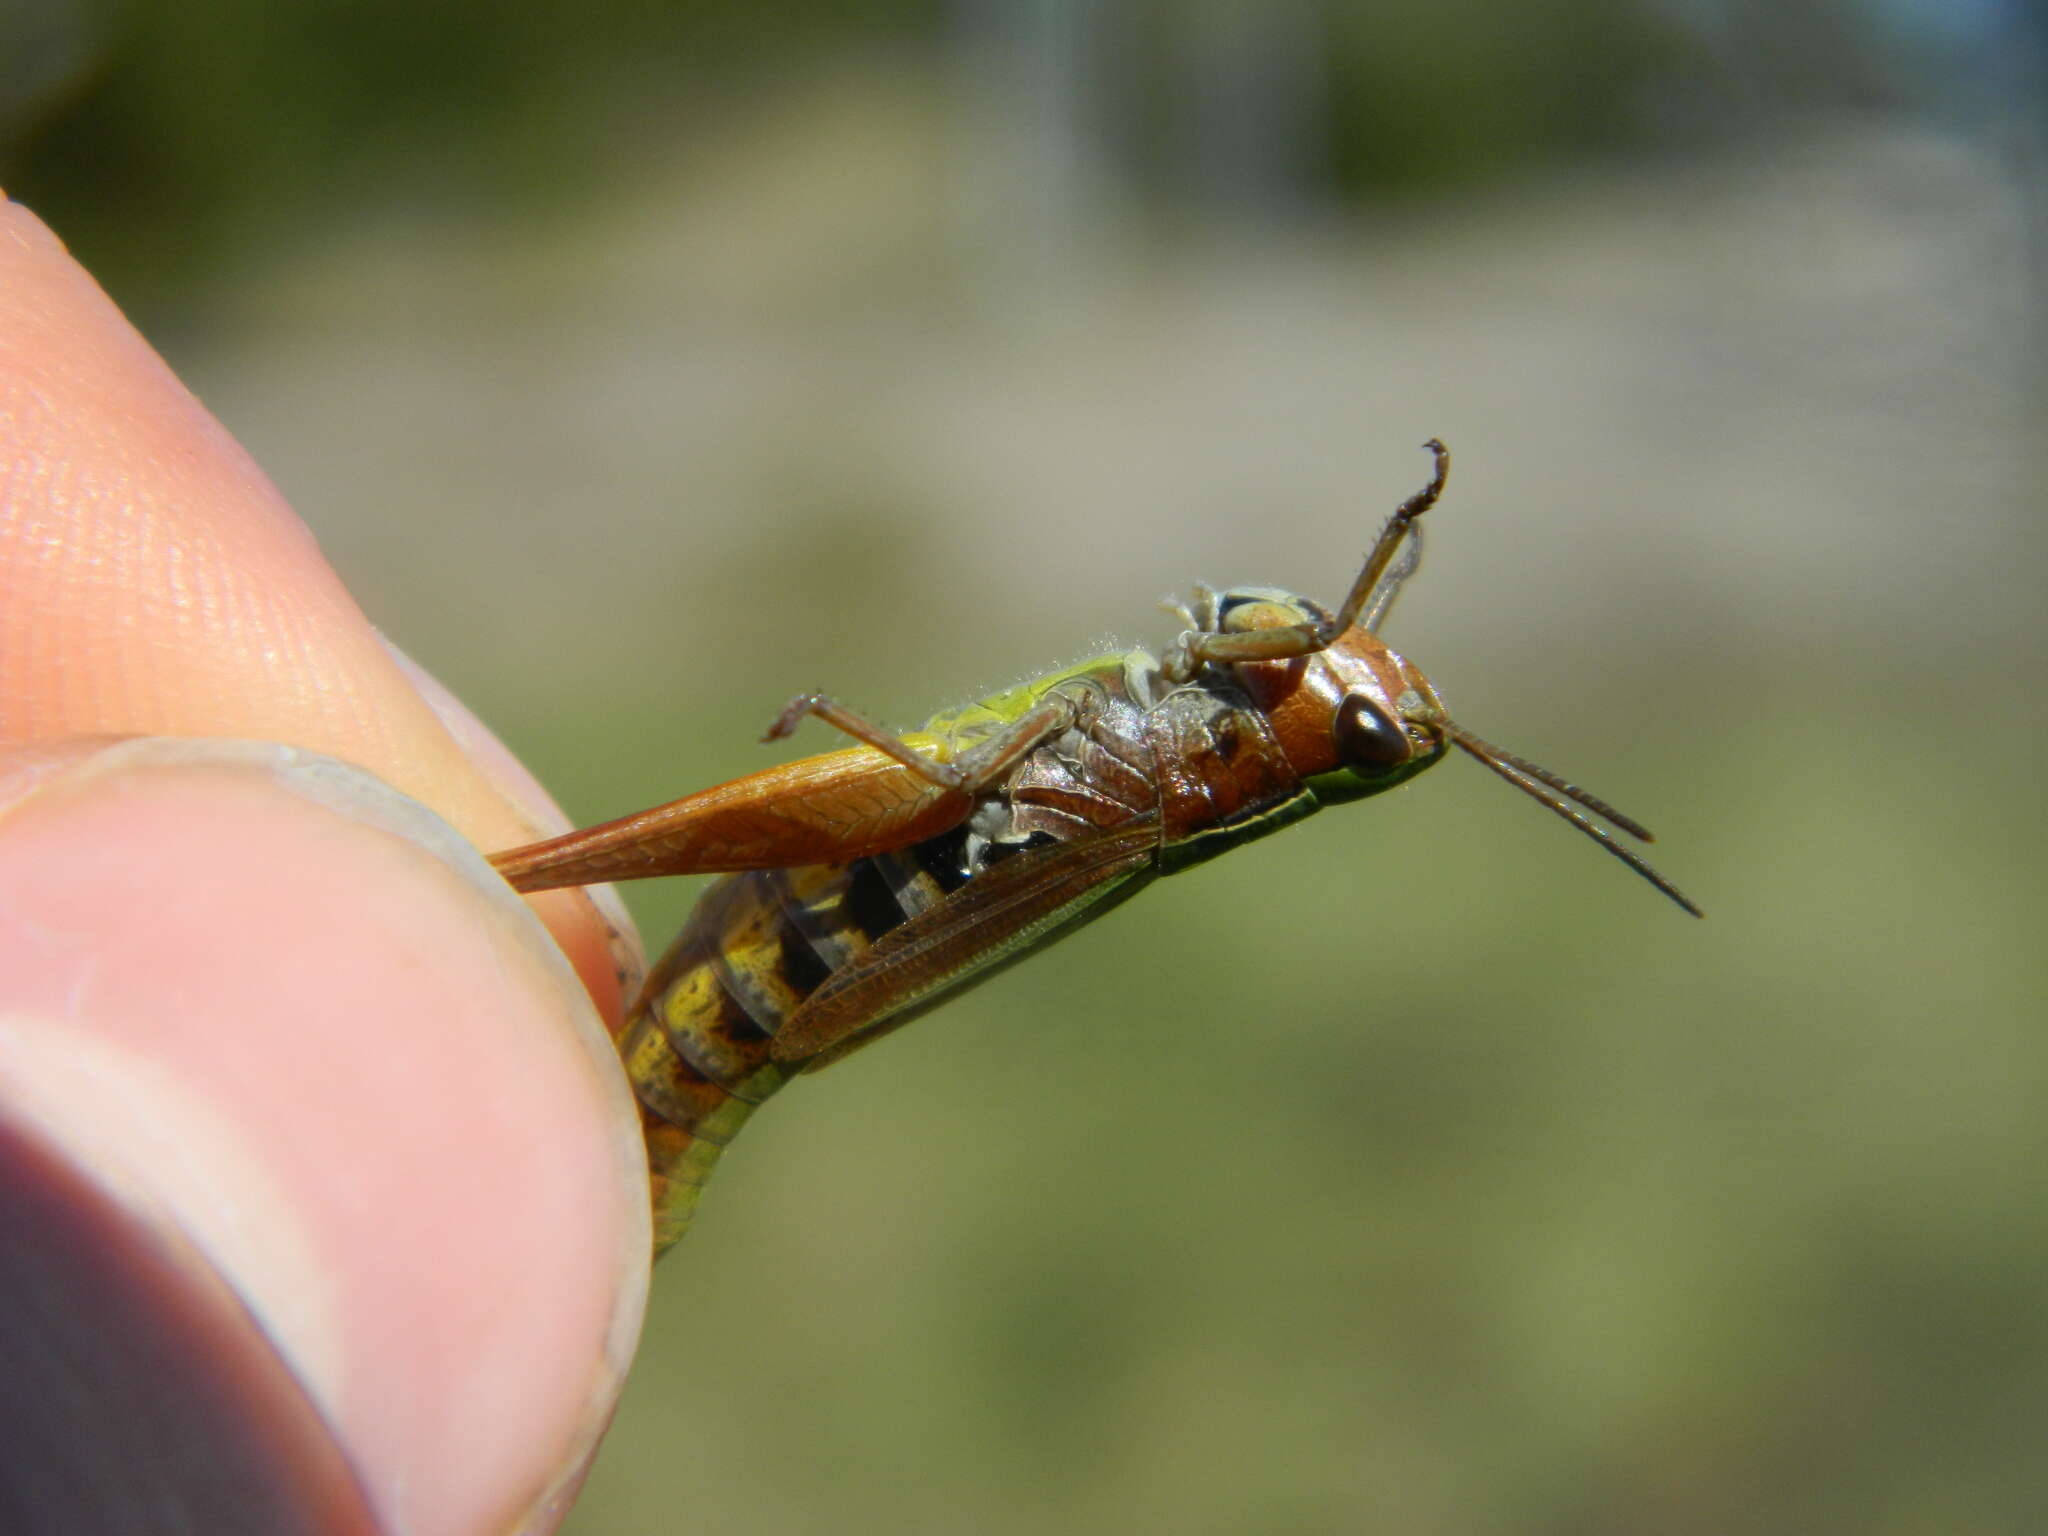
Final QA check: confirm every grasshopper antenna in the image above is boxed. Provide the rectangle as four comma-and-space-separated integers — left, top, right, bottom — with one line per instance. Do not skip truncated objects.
1447, 727, 1703, 918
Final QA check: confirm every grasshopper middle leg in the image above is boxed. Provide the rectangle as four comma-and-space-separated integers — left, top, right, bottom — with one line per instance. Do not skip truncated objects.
765, 691, 1077, 796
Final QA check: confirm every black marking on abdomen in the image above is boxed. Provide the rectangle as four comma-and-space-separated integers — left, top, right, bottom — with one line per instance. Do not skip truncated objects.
911, 825, 976, 894
772, 908, 834, 996
841, 856, 908, 941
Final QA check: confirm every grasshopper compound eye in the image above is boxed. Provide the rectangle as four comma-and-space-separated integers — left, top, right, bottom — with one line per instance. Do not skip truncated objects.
1332, 693, 1412, 776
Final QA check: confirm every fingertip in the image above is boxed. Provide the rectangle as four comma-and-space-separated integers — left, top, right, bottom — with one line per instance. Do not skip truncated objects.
2, 198, 636, 1038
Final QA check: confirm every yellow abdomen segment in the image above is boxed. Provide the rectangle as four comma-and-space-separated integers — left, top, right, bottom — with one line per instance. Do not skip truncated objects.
623, 845, 960, 1250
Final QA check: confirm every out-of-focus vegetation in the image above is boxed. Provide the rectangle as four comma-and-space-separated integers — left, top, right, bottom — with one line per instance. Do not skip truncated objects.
10, 0, 1964, 315
7, 2, 2046, 1532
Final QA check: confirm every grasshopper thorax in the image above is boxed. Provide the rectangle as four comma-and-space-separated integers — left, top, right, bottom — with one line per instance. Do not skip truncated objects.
1203, 586, 1453, 800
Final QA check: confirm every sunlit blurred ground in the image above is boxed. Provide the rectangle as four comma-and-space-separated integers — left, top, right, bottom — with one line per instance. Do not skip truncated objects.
173, 64, 2048, 1536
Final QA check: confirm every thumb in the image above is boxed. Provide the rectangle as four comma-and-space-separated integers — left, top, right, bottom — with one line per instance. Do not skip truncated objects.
0, 737, 648, 1536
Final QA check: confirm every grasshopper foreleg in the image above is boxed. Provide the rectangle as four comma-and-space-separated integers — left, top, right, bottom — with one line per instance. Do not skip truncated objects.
1163, 438, 1449, 682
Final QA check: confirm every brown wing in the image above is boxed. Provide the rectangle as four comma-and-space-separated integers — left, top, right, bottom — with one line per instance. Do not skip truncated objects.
771, 822, 1160, 1071
491, 746, 972, 893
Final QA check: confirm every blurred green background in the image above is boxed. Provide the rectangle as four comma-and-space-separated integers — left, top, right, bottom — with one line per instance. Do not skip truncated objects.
8, 1, 2047, 1531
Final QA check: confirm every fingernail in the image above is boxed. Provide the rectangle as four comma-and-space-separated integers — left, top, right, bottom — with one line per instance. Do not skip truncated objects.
0, 735, 517, 907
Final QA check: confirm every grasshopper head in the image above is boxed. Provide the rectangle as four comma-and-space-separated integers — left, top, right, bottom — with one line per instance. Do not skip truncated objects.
1215, 590, 1452, 800
1177, 432, 1696, 915
1223, 593, 1701, 917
